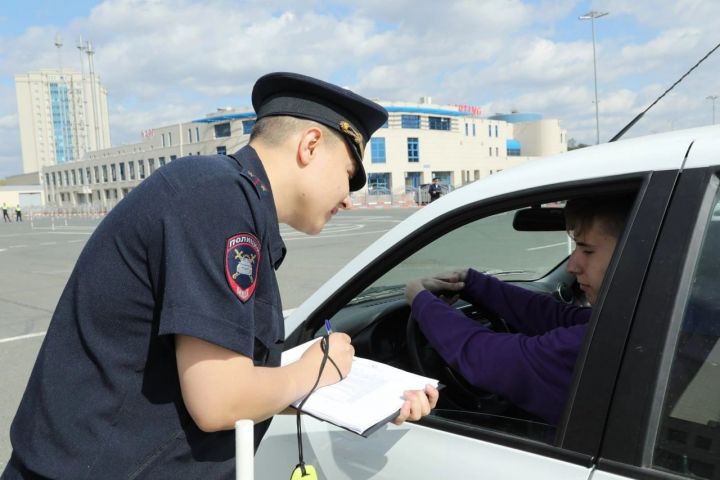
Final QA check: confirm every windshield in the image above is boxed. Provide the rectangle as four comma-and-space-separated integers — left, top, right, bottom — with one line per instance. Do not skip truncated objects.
354, 208, 571, 302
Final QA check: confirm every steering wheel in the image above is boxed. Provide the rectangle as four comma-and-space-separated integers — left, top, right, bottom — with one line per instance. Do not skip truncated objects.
406, 299, 510, 412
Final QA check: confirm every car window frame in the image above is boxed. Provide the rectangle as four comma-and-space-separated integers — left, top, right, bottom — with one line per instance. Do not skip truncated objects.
285, 172, 665, 465
593, 166, 720, 479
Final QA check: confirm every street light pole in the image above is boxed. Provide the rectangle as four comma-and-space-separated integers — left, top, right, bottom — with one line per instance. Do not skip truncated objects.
707, 95, 718, 124
579, 11, 608, 144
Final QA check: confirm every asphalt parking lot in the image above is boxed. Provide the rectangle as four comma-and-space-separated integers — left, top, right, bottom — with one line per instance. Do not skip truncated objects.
0, 207, 417, 468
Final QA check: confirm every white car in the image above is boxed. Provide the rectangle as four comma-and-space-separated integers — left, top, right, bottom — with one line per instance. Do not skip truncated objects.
256, 125, 720, 480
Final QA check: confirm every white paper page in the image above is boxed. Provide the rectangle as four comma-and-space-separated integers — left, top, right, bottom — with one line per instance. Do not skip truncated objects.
281, 338, 438, 434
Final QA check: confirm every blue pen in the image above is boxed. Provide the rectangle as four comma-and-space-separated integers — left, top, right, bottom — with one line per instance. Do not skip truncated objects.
324, 319, 333, 334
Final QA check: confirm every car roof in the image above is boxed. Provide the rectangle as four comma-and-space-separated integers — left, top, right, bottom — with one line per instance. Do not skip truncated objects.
286, 125, 720, 332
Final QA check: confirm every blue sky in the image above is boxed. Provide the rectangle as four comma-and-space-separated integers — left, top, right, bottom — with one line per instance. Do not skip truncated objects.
0, 0, 718, 177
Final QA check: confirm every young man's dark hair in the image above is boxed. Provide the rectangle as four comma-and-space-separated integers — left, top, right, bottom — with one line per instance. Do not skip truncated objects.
565, 194, 635, 238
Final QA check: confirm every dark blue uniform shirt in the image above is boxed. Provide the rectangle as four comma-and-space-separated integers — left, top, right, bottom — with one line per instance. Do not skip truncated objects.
5, 146, 286, 479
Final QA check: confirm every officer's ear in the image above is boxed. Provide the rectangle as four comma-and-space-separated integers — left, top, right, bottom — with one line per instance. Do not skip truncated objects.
297, 127, 323, 167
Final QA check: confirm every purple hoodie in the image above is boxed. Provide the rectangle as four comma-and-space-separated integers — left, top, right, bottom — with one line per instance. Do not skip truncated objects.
412, 269, 591, 424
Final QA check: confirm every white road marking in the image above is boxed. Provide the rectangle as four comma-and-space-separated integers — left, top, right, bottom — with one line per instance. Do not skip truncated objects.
526, 242, 568, 251
0, 331, 46, 344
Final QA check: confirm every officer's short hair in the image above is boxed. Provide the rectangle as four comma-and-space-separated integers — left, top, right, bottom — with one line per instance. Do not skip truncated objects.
565, 194, 634, 239
249, 116, 343, 147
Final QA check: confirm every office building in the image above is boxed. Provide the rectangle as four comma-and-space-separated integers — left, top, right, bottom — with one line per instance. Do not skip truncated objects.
15, 69, 111, 174
41, 100, 566, 209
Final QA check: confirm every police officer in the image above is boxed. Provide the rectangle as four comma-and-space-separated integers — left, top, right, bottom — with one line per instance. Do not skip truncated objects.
3, 72, 438, 479
2, 202, 10, 222
14, 204, 21, 222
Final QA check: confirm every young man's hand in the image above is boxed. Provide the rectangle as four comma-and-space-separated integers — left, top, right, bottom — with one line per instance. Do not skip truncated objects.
404, 269, 468, 305
392, 384, 439, 425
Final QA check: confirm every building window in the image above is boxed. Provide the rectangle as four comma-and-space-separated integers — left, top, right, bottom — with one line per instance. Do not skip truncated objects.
196, 127, 200, 142
465, 124, 468, 136
214, 122, 231, 138
188, 128, 193, 143
168, 132, 172, 146
371, 138, 386, 163
86, 168, 92, 184
45, 174, 51, 186
407, 137, 420, 163
242, 120, 255, 135
120, 163, 126, 181
158, 156, 166, 166
148, 158, 155, 173
489, 147, 493, 157
428, 116, 451, 131
405, 172, 422, 189
368, 172, 391, 191
129, 161, 136, 180
94, 166, 99, 184
495, 125, 499, 137
102, 165, 108, 183
52, 172, 57, 186
216, 146, 227, 155
488, 125, 492, 137
139, 160, 146, 179
473, 124, 476, 136
401, 115, 420, 129
507, 139, 521, 156
110, 164, 117, 182
170, 155, 177, 161
496, 147, 499, 156
161, 133, 166, 147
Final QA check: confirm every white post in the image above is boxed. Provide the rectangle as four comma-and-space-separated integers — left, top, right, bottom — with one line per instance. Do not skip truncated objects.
235, 419, 254, 480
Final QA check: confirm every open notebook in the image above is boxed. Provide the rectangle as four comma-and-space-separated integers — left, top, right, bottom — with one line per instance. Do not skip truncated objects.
281, 338, 439, 437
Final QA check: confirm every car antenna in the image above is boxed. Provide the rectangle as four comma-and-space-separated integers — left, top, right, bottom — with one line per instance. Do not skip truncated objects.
609, 40, 720, 142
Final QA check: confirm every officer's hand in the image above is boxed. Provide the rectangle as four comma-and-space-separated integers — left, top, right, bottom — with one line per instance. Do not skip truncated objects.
392, 384, 439, 425
404, 274, 465, 306
301, 333, 354, 388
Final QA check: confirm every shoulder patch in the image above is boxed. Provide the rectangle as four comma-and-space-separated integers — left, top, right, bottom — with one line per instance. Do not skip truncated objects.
225, 233, 261, 302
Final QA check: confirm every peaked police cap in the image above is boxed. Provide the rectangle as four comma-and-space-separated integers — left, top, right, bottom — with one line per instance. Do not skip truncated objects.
252, 72, 388, 191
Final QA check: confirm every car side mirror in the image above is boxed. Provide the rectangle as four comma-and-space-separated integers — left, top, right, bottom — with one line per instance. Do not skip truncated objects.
513, 207, 566, 231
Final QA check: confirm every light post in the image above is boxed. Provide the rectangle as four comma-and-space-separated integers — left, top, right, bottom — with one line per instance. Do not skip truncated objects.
707, 95, 718, 124
579, 10, 608, 144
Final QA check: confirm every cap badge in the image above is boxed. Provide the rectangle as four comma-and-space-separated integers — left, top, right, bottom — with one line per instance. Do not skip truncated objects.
339, 121, 365, 158
225, 233, 261, 302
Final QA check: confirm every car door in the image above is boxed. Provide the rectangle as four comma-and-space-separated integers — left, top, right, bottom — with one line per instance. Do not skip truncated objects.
255, 129, 706, 478
255, 170, 691, 479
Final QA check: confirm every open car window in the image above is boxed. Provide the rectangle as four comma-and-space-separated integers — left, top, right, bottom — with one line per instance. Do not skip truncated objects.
353, 207, 572, 305
327, 198, 596, 447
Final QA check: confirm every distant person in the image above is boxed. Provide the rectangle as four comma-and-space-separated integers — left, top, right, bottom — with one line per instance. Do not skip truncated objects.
428, 178, 442, 202
404, 195, 633, 425
3, 72, 437, 479
15, 204, 22, 222
2, 202, 11, 222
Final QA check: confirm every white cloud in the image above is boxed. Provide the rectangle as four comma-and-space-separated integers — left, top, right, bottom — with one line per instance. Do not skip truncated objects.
0, 0, 719, 175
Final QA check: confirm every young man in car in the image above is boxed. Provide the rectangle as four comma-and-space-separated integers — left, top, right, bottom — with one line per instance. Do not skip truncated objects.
404, 195, 632, 425
4, 72, 438, 479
